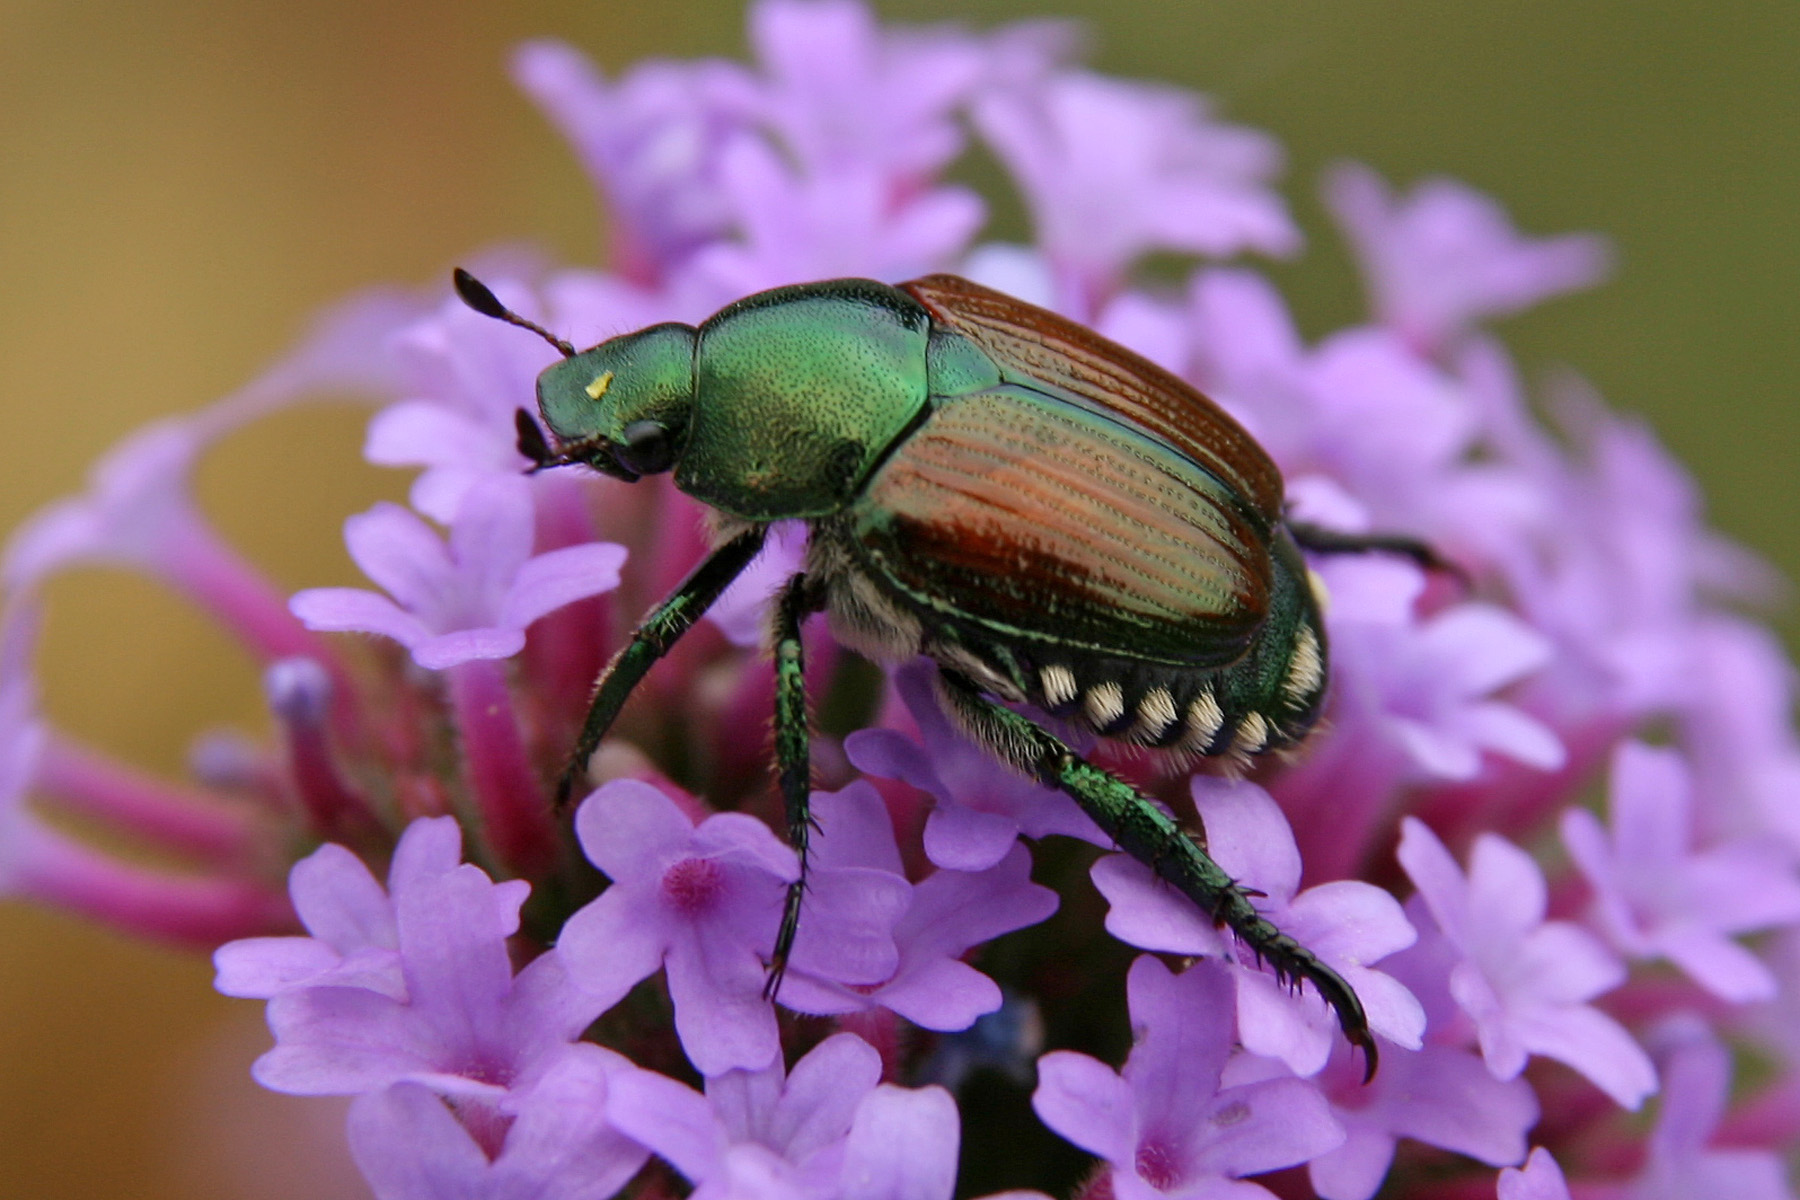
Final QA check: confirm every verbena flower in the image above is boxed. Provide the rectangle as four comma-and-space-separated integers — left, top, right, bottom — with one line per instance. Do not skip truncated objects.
5, 2, 1798, 1198
1032, 956, 1343, 1199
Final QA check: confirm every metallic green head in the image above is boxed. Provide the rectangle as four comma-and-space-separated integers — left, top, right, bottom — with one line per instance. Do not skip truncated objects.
536, 323, 698, 481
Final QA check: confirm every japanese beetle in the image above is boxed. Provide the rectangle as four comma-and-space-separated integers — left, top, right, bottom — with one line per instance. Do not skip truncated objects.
456, 268, 1429, 1078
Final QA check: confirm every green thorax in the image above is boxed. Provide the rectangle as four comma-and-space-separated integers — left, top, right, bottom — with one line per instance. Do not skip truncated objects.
681, 279, 939, 521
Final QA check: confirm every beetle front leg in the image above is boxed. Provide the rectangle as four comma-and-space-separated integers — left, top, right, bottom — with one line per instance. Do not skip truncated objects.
765, 572, 828, 1001
557, 525, 769, 809
933, 668, 1378, 1080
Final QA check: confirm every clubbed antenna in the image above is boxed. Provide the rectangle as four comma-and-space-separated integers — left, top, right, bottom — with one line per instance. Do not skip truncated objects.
452, 268, 576, 359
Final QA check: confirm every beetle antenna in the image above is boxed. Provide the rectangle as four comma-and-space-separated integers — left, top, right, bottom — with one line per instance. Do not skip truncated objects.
452, 268, 576, 359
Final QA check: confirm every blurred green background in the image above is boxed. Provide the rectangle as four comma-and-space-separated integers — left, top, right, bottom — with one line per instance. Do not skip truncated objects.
0, 2, 1793, 1196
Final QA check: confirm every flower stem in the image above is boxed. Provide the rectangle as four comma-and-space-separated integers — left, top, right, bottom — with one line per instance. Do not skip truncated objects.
37, 734, 261, 865
169, 523, 338, 667
447, 659, 559, 877
12, 824, 291, 945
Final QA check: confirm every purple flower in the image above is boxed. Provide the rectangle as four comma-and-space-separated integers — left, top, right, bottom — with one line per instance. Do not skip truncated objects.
3, 415, 327, 664
347, 1045, 649, 1200
1186, 270, 1487, 538
1498, 1148, 1573, 1200
230, 818, 602, 1103
1563, 741, 1800, 1002
1324, 161, 1610, 355
747, 0, 985, 179
1303, 1041, 1539, 1200
975, 71, 1296, 313
1033, 955, 1343, 1199
289, 475, 624, 671
1092, 777, 1422, 1077
19, 4, 1800, 1198
1599, 1019, 1799, 1200
687, 138, 983, 294
1312, 557, 1565, 783
4, 283, 427, 660
1672, 614, 1800, 853
1395, 818, 1657, 1109
556, 778, 796, 1075
605, 1031, 961, 1200
1297, 912, 1540, 1200
845, 660, 1106, 872
511, 42, 756, 280
363, 283, 567, 523
557, 778, 909, 1076
774, 781, 1058, 1030
1472, 366, 1765, 730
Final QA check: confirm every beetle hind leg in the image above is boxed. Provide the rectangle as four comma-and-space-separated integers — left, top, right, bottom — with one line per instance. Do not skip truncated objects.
934, 668, 1378, 1080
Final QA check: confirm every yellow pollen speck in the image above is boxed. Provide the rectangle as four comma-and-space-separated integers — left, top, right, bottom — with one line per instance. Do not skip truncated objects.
585, 370, 615, 400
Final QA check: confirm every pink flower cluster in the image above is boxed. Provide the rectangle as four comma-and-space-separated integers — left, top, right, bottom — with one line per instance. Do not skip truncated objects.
3, 3, 1797, 1198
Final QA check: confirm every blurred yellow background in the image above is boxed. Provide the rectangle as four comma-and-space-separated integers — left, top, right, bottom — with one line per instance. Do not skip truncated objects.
0, 2, 1793, 1196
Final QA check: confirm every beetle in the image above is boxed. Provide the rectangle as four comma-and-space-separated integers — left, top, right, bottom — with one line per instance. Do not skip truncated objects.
455, 268, 1447, 1079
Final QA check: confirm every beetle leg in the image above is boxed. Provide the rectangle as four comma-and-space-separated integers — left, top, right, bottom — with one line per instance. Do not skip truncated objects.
934, 668, 1379, 1082
1286, 520, 1470, 587
556, 525, 769, 809
765, 572, 828, 1002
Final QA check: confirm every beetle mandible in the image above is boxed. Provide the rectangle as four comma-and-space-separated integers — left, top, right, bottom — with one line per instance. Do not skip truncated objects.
456, 268, 1449, 1079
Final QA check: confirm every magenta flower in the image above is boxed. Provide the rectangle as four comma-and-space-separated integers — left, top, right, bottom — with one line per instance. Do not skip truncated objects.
1499, 1149, 1574, 1200
1396, 818, 1657, 1109
556, 778, 799, 1075
226, 818, 599, 1100
511, 41, 755, 280
1093, 777, 1423, 1076
557, 778, 910, 1075
363, 283, 568, 523
1, 604, 287, 944
747, 0, 989, 179
687, 139, 984, 294
1563, 741, 1800, 1002
605, 1032, 960, 1200
1033, 955, 1344, 1199
1308, 556, 1564, 783
347, 1046, 648, 1200
975, 71, 1296, 313
773, 781, 1059, 1030
845, 660, 1106, 872
1303, 1041, 1538, 1200
1599, 1019, 1800, 1200
290, 475, 625, 671
213, 824, 449, 1002
1324, 161, 1611, 356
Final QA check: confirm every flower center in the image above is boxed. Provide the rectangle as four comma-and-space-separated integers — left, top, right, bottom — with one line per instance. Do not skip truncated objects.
1134, 1138, 1184, 1192
661, 856, 724, 914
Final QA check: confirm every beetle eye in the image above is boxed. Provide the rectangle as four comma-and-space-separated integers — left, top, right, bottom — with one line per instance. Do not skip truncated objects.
614, 420, 676, 475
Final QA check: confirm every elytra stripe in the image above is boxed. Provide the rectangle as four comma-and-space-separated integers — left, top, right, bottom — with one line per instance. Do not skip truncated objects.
902, 274, 1284, 523
855, 388, 1268, 666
